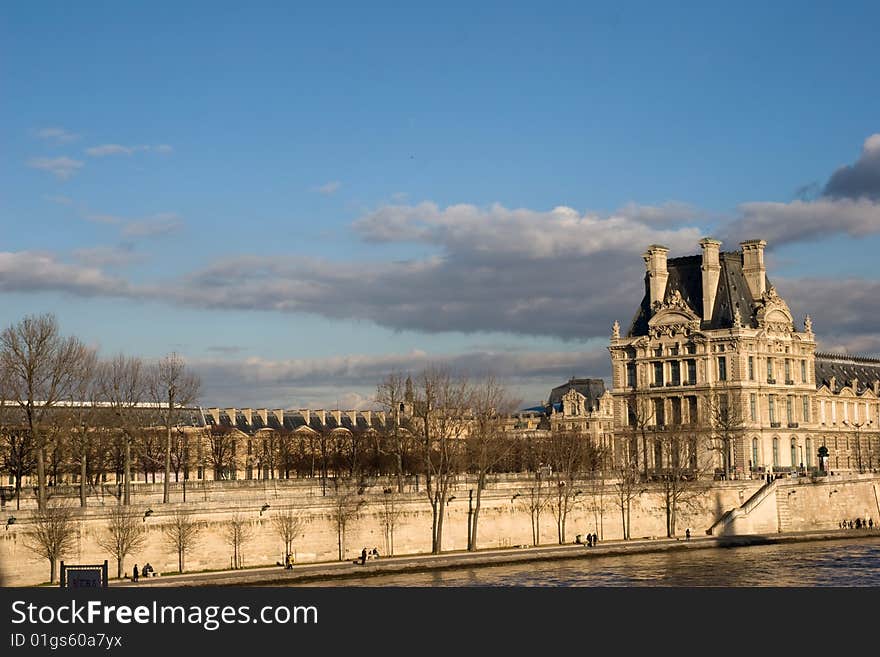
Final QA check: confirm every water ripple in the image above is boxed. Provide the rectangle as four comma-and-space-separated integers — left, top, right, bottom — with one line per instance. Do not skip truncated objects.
296, 537, 880, 587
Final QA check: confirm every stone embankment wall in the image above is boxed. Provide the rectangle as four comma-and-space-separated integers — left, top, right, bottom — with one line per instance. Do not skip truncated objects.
720, 474, 880, 535
2, 474, 877, 586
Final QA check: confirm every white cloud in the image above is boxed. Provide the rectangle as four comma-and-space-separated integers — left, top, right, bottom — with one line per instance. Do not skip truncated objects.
85, 144, 135, 157
85, 143, 174, 157
0, 251, 130, 296
72, 245, 142, 268
20, 200, 695, 340
353, 201, 703, 259
35, 127, 79, 143
314, 180, 342, 195
723, 198, 880, 246
27, 156, 84, 180
121, 213, 183, 238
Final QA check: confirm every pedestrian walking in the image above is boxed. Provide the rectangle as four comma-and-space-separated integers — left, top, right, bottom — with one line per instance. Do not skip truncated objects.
360, 547, 367, 565
685, 528, 691, 541
132, 564, 139, 582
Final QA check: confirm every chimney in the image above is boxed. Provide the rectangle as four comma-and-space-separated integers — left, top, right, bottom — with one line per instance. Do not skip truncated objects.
740, 239, 767, 299
257, 409, 268, 426
642, 245, 669, 307
299, 409, 310, 425
851, 378, 860, 393
699, 238, 722, 321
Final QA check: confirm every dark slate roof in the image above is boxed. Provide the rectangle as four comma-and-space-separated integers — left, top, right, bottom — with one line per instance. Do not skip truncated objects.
283, 412, 309, 430
547, 378, 607, 411
627, 251, 771, 337
814, 354, 880, 393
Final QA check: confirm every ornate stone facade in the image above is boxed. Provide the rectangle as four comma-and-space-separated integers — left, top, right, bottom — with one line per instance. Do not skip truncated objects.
609, 238, 880, 478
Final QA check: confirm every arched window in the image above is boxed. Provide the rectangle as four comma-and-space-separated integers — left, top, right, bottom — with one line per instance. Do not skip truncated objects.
772, 437, 779, 467
791, 438, 798, 468
806, 438, 812, 468
752, 438, 759, 470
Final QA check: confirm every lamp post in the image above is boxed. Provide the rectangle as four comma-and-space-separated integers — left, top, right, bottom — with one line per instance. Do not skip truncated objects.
843, 419, 871, 473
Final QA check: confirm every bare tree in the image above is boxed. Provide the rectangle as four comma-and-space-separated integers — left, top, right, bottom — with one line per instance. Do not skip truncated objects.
1, 314, 93, 510
224, 513, 255, 569
150, 353, 201, 503
585, 451, 609, 540
613, 439, 646, 540
206, 424, 239, 480
546, 429, 590, 544
0, 425, 35, 511
515, 466, 551, 546
271, 508, 307, 560
375, 371, 414, 493
162, 510, 203, 573
97, 354, 151, 505
413, 367, 471, 554
24, 501, 78, 583
625, 391, 655, 481
706, 391, 745, 480
380, 488, 403, 556
329, 482, 365, 561
64, 351, 99, 507
466, 376, 519, 550
653, 429, 711, 537
97, 506, 148, 578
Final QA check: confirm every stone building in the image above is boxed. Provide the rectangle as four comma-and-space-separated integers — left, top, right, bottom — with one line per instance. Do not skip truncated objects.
543, 378, 614, 451
609, 238, 880, 478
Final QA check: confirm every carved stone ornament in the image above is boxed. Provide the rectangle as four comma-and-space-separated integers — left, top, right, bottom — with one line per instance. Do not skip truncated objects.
753, 284, 794, 333
732, 306, 742, 328
648, 289, 701, 338
804, 314, 813, 333
612, 320, 620, 339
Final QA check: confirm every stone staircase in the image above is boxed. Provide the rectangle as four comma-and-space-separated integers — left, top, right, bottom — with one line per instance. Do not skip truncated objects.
708, 479, 778, 536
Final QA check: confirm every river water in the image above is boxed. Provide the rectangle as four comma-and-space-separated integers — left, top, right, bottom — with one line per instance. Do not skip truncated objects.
295, 536, 880, 587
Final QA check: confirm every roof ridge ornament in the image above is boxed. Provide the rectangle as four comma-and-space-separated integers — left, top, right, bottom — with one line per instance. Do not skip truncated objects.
653, 288, 691, 313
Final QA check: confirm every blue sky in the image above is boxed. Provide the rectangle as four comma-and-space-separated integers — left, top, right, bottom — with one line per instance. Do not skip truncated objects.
3, 2, 880, 408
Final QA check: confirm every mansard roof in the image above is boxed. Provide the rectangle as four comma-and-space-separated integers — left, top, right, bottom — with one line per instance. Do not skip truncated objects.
815, 353, 880, 393
627, 252, 771, 337
548, 378, 607, 411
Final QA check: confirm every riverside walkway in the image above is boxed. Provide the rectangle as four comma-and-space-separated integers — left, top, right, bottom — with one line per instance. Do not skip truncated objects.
116, 528, 880, 587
